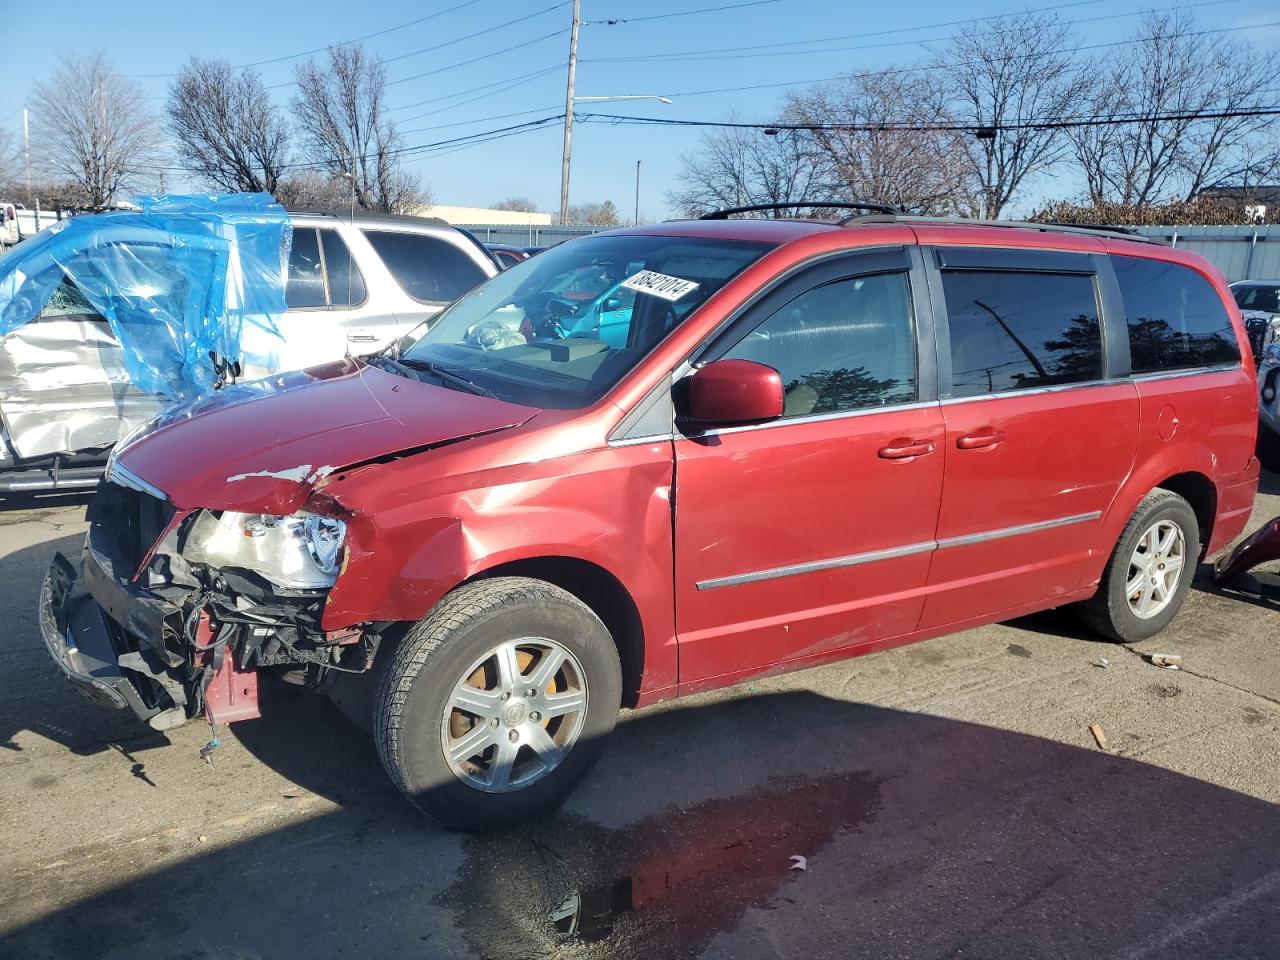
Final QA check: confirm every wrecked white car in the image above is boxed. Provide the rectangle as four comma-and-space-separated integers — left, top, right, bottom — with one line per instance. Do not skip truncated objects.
0, 195, 498, 493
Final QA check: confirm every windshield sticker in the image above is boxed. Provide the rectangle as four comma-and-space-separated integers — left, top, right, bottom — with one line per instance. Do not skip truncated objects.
619, 270, 700, 302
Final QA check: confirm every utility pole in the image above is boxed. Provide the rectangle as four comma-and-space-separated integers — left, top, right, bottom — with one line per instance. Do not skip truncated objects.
22, 107, 31, 199
634, 160, 641, 226
558, 0, 581, 226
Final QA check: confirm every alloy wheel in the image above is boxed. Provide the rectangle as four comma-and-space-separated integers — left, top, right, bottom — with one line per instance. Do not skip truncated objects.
1126, 519, 1186, 620
441, 638, 588, 793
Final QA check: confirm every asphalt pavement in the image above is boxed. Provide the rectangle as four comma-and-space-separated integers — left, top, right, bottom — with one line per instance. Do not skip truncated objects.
1, 480, 1279, 960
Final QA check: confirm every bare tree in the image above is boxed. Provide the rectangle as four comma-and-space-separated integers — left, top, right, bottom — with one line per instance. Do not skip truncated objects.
292, 44, 428, 213
564, 200, 622, 226
492, 196, 540, 213
275, 169, 356, 209
784, 71, 978, 215
934, 13, 1086, 218
0, 128, 21, 191
1070, 12, 1278, 207
166, 58, 290, 194
669, 114, 828, 216
30, 52, 158, 208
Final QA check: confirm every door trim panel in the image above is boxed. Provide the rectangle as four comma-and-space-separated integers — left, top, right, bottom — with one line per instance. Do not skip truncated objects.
695, 509, 1102, 591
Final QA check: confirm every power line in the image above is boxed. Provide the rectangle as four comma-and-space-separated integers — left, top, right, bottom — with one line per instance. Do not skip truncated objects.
577, 104, 1280, 134
595, 14, 1280, 105
399, 104, 562, 137
584, 0, 1248, 64
123, 0, 484, 78
256, 20, 567, 93
385, 27, 567, 87
390, 64, 563, 114
383, 2, 568, 65
394, 66, 565, 121
588, 0, 1232, 61
134, 113, 569, 175
582, 0, 781, 26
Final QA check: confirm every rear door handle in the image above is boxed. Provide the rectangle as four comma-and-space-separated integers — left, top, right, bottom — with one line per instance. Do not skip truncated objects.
957, 429, 1006, 450
347, 333, 377, 342
877, 438, 936, 460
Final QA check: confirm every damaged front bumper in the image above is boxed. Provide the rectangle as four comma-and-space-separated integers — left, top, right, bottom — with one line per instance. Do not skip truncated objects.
38, 543, 192, 729
38, 480, 377, 732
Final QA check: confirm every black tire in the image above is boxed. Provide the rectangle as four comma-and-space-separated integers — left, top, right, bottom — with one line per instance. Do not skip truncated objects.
1083, 489, 1200, 643
373, 576, 621, 830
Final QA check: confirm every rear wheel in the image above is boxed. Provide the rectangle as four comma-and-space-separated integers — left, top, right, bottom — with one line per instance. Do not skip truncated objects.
374, 577, 621, 830
1083, 490, 1200, 643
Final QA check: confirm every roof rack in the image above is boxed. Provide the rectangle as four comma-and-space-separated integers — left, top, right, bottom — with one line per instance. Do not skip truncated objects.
839, 212, 1166, 245
700, 201, 900, 220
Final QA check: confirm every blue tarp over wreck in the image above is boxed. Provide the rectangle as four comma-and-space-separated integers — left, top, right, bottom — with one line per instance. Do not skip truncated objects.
0, 193, 290, 400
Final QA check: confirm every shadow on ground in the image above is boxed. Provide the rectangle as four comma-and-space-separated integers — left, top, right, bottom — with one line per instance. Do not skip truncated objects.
4, 682, 1280, 960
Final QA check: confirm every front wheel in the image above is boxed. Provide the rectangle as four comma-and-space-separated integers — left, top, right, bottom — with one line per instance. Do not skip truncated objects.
1083, 489, 1200, 643
373, 577, 621, 830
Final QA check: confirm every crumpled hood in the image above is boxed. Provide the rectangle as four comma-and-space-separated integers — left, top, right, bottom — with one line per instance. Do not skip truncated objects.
114, 357, 538, 513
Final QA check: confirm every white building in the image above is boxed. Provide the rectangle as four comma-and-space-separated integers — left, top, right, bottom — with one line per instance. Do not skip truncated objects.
409, 204, 552, 226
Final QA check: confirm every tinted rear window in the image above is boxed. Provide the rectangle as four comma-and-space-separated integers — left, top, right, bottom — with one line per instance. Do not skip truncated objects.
320, 229, 366, 306
1113, 257, 1240, 373
942, 270, 1102, 398
364, 230, 487, 304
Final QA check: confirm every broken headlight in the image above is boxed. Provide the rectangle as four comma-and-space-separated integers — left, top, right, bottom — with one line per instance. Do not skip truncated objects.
183, 510, 347, 590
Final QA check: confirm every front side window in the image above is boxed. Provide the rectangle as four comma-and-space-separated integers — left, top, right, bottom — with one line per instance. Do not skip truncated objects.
1115, 257, 1240, 373
723, 272, 916, 417
364, 230, 488, 304
398, 234, 773, 408
942, 270, 1102, 398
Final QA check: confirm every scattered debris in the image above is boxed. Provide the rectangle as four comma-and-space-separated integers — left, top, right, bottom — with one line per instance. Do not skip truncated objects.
1091, 657, 1111, 669
1149, 654, 1182, 670
790, 855, 807, 871
1089, 724, 1108, 749
199, 737, 222, 767
197, 835, 208, 843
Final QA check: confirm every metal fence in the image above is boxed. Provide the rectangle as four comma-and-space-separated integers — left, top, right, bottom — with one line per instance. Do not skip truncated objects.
1130, 225, 1280, 283
455, 224, 601, 248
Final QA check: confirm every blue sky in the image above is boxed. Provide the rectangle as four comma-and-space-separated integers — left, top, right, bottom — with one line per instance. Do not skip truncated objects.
3, 0, 1279, 218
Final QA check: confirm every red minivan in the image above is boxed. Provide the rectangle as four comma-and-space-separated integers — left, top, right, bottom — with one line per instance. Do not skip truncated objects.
40, 204, 1259, 828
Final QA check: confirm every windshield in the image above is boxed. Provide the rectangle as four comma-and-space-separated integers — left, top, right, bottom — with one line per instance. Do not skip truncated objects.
398, 234, 773, 408
1234, 284, 1280, 314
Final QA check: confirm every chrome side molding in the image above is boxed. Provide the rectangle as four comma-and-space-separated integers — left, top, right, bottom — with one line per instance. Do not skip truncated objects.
695, 510, 1102, 591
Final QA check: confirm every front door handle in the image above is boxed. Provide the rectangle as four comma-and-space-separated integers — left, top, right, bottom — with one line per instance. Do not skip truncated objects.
347, 333, 377, 343
957, 429, 1006, 450
878, 438, 936, 460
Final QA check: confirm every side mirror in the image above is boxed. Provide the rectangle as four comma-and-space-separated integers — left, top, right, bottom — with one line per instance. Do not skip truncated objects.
684, 358, 784, 426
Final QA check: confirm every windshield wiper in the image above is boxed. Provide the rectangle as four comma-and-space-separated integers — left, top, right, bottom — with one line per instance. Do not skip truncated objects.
398, 357, 500, 399
365, 353, 420, 379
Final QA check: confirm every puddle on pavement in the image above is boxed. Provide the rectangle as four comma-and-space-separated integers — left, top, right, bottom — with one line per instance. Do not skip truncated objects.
439, 769, 881, 960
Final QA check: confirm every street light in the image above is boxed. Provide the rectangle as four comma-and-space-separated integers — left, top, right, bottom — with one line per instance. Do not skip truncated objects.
559, 95, 672, 225
572, 95, 673, 105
